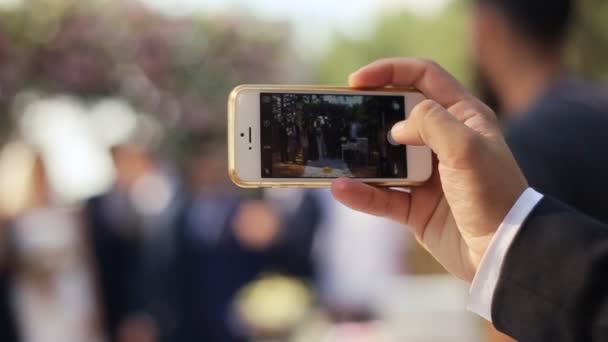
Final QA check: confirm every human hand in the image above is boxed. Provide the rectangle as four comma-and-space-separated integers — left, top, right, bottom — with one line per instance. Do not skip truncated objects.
331, 58, 528, 282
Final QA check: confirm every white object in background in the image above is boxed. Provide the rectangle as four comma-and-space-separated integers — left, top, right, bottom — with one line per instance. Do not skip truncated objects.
12, 206, 104, 342
378, 275, 482, 342
89, 98, 138, 148
19, 96, 116, 204
0, 142, 36, 216
314, 189, 408, 312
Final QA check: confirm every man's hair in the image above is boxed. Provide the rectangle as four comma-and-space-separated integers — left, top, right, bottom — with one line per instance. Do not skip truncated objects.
477, 0, 573, 47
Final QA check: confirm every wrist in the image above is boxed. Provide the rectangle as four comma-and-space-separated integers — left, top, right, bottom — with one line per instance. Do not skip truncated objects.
467, 188, 543, 320
469, 234, 496, 282
470, 183, 528, 279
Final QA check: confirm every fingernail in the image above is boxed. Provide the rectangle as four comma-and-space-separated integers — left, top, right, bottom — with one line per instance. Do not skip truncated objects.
349, 66, 363, 77
391, 120, 406, 134
348, 72, 359, 85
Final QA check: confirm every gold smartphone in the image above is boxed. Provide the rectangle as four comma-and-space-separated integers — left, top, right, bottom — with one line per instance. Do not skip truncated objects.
228, 85, 432, 188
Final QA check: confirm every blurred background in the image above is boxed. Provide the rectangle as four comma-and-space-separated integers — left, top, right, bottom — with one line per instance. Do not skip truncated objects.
0, 0, 605, 341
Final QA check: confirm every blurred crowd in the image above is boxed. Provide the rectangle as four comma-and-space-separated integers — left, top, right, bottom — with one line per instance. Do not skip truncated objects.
0, 1, 415, 342
0, 0, 603, 341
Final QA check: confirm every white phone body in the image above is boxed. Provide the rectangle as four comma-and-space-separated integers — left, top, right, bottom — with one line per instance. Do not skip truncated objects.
228, 85, 432, 188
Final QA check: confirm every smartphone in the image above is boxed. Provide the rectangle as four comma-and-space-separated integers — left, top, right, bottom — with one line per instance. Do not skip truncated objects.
228, 85, 432, 188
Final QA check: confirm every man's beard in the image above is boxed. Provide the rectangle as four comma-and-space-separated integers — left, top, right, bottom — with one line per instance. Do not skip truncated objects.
474, 65, 504, 120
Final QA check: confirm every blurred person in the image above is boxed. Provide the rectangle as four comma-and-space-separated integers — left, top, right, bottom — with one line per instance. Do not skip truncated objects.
349, 121, 362, 141
299, 122, 311, 163
472, 0, 608, 222
286, 124, 299, 163
86, 116, 180, 342
314, 116, 328, 160
313, 189, 408, 326
174, 137, 321, 341
331, 57, 608, 342
326, 117, 341, 160
471, 1, 608, 339
0, 3, 301, 341
0, 146, 105, 342
0, 142, 37, 342
0, 266, 18, 342
278, 122, 290, 163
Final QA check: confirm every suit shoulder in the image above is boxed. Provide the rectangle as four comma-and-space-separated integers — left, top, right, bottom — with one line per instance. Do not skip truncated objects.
505, 99, 608, 144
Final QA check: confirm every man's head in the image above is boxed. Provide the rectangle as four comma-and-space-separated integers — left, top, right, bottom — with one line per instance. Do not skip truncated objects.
472, 0, 574, 113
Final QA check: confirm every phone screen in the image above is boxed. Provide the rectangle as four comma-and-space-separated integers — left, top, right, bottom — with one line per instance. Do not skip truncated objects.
260, 93, 407, 179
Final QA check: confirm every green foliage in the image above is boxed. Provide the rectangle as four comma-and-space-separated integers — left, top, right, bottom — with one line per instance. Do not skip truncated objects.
316, 0, 608, 88
570, 0, 608, 80
315, 1, 471, 87
0, 0, 293, 147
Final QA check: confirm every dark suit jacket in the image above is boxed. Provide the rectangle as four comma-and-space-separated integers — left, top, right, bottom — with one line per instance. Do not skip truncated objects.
174, 191, 321, 342
86, 194, 150, 341
505, 78, 608, 224
497, 79, 608, 340
0, 268, 18, 342
493, 196, 608, 342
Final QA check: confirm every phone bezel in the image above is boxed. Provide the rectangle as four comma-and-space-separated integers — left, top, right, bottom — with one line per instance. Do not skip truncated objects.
228, 84, 432, 188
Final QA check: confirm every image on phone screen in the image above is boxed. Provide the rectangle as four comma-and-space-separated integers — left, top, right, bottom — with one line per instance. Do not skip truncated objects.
260, 93, 407, 178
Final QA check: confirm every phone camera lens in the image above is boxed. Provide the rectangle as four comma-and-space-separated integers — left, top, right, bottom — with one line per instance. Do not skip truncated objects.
240, 133, 245, 137
248, 146, 252, 150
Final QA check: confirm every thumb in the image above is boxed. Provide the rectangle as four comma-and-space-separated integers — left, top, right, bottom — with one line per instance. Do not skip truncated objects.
391, 99, 480, 163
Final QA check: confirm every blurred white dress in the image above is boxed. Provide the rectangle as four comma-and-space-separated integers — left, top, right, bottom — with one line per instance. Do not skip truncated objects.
11, 206, 104, 342
313, 189, 409, 313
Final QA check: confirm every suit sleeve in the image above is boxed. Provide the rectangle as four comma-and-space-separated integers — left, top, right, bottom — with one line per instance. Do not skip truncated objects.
492, 196, 608, 342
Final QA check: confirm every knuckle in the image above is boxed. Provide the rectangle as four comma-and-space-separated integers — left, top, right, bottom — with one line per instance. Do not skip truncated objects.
449, 98, 498, 125
460, 132, 480, 155
418, 57, 435, 65
447, 132, 481, 167
412, 99, 446, 132
467, 98, 498, 121
478, 102, 499, 123
419, 58, 441, 70
380, 191, 393, 218
367, 188, 389, 218
413, 99, 439, 118
420, 101, 446, 125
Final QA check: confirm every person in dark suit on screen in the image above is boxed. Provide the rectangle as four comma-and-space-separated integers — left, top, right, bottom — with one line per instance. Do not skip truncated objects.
472, 0, 608, 224
331, 58, 608, 342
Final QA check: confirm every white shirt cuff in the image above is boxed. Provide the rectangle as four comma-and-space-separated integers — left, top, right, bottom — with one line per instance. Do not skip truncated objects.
467, 187, 544, 321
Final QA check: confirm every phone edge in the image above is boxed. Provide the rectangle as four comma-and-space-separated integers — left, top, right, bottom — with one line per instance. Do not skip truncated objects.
227, 84, 429, 188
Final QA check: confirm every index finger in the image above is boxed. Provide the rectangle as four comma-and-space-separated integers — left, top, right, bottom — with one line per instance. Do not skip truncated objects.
349, 58, 472, 108
330, 178, 411, 225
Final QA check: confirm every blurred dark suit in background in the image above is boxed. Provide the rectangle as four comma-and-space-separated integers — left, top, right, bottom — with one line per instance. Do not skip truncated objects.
0, 265, 18, 342
504, 79, 608, 223
86, 143, 184, 342
174, 190, 321, 342
472, 0, 608, 340
473, 0, 608, 223
172, 141, 322, 342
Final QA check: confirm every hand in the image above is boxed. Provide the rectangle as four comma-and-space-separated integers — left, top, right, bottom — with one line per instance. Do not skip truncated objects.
331, 58, 528, 282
